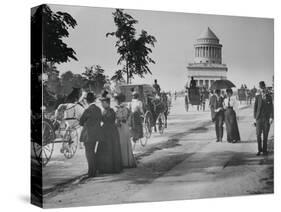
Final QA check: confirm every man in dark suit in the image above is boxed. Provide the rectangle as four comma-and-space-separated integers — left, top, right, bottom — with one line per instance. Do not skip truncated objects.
190, 76, 196, 89
254, 81, 273, 156
153, 79, 161, 95
210, 89, 224, 142
79, 92, 102, 177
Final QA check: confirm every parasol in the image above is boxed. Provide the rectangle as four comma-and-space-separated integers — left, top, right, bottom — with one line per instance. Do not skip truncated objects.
210, 80, 236, 90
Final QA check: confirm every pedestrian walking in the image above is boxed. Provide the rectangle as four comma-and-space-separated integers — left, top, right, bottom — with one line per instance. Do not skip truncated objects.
79, 92, 102, 178
129, 91, 144, 142
97, 91, 123, 173
223, 88, 241, 143
210, 89, 224, 142
254, 81, 273, 156
114, 93, 137, 168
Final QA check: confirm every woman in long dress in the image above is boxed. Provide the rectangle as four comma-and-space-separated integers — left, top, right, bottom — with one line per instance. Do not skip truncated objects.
97, 91, 123, 173
223, 88, 241, 143
114, 93, 137, 168
129, 91, 144, 142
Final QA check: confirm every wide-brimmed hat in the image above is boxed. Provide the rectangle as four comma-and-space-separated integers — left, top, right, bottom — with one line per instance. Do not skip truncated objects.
99, 90, 111, 101
86, 92, 96, 103
259, 81, 266, 88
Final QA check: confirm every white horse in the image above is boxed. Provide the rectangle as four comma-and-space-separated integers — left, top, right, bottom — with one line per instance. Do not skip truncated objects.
55, 101, 86, 153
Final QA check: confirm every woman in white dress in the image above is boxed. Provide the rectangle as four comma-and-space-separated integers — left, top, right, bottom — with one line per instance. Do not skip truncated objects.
223, 88, 241, 143
114, 93, 137, 168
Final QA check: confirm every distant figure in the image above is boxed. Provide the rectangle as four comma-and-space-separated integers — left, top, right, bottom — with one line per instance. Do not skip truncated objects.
252, 86, 257, 95
129, 91, 144, 142
223, 88, 240, 143
210, 89, 224, 142
153, 79, 161, 95
254, 81, 273, 156
190, 76, 196, 89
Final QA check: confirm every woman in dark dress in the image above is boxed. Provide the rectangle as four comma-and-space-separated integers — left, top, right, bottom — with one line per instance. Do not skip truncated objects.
223, 88, 241, 143
97, 91, 123, 173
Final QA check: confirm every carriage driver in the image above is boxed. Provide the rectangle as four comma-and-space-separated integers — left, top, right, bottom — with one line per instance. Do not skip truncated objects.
190, 76, 196, 89
153, 79, 161, 95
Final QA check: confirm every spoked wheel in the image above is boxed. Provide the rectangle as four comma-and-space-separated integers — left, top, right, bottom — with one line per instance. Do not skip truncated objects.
62, 128, 79, 159
156, 112, 166, 135
32, 119, 55, 166
185, 96, 189, 112
143, 111, 152, 139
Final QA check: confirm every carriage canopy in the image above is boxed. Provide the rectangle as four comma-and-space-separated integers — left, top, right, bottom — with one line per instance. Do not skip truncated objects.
117, 84, 156, 103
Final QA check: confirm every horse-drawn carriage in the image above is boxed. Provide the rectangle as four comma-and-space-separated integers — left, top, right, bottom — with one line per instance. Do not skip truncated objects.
32, 103, 84, 166
117, 84, 169, 147
185, 87, 209, 112
238, 88, 256, 104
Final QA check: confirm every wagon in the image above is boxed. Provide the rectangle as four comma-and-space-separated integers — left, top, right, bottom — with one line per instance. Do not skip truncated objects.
185, 87, 202, 112
238, 88, 247, 102
117, 84, 166, 147
32, 111, 80, 167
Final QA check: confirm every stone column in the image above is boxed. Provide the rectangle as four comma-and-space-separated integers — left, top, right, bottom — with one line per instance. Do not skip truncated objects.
204, 46, 206, 57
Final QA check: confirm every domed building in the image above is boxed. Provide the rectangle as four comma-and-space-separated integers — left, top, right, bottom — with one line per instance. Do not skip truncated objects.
187, 27, 228, 88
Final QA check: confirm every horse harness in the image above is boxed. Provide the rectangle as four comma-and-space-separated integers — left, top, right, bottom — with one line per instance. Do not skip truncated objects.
63, 101, 85, 121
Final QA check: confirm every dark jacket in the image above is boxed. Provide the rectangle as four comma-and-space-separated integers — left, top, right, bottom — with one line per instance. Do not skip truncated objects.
210, 95, 224, 121
254, 93, 273, 120
79, 104, 102, 143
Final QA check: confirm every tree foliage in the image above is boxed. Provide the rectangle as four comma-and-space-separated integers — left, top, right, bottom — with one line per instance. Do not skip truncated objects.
82, 65, 109, 93
106, 9, 157, 83
31, 4, 78, 71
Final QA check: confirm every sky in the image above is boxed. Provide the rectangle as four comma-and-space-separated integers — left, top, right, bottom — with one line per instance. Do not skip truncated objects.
49, 4, 274, 91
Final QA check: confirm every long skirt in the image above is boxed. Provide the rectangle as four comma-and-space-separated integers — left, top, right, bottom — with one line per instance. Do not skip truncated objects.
118, 122, 137, 168
130, 111, 143, 142
224, 108, 241, 142
97, 123, 123, 173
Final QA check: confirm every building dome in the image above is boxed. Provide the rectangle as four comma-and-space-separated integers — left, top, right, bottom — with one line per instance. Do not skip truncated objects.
194, 27, 222, 64
198, 27, 219, 41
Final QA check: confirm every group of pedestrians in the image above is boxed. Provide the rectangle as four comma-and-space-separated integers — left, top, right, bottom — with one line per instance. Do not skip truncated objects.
209, 81, 273, 156
79, 91, 137, 178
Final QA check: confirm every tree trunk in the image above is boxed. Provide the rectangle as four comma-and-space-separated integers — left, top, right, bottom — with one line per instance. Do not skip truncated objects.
126, 61, 130, 84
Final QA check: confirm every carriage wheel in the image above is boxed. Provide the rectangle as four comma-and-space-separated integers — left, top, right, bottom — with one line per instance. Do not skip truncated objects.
156, 112, 166, 135
32, 119, 55, 166
63, 128, 78, 159
144, 111, 152, 139
185, 96, 189, 112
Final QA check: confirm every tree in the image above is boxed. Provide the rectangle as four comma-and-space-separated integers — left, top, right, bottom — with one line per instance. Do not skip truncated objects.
106, 9, 157, 84
31, 4, 78, 111
82, 65, 108, 94
31, 4, 78, 70
111, 69, 125, 83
